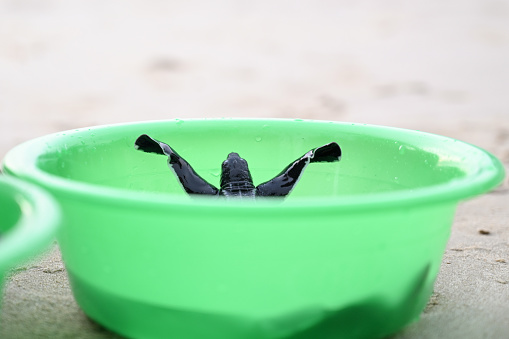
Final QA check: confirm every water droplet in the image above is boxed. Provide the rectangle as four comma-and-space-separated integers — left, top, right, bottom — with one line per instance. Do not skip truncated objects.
398, 145, 406, 155
255, 136, 262, 142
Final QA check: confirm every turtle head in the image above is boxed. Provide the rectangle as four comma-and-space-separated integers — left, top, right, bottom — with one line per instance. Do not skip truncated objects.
220, 152, 254, 188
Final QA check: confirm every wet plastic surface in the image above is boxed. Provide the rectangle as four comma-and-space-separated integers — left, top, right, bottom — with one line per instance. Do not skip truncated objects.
2, 119, 504, 338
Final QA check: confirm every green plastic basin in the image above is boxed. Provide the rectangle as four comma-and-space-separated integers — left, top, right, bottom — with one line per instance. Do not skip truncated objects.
2, 119, 505, 339
0, 175, 60, 309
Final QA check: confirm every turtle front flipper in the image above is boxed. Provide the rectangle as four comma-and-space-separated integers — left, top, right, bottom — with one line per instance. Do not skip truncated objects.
135, 134, 219, 195
256, 142, 341, 197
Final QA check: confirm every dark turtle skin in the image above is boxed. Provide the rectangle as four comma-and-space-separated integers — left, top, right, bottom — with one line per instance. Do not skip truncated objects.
135, 134, 341, 199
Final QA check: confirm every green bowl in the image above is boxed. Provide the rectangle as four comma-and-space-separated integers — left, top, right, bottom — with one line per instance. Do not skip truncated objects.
0, 175, 60, 308
2, 119, 504, 339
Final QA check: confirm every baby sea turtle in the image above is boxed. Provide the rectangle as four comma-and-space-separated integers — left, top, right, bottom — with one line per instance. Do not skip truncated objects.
135, 134, 341, 198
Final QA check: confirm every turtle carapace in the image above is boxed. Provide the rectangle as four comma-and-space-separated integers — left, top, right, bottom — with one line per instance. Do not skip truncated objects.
134, 134, 341, 198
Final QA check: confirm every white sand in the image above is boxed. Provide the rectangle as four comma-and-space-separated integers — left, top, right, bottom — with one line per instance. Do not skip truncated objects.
1, 0, 508, 338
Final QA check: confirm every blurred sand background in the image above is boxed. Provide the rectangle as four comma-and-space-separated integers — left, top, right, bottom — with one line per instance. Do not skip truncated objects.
0, 0, 508, 338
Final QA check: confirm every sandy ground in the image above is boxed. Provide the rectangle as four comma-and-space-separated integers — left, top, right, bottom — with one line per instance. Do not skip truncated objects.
0, 0, 508, 338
